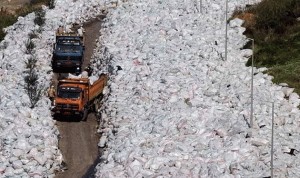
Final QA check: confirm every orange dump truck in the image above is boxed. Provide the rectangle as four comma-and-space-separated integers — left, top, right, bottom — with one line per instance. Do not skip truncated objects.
53, 74, 107, 120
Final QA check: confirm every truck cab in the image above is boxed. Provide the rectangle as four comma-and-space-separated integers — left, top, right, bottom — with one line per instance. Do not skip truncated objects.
54, 79, 88, 119
52, 28, 85, 75
53, 74, 107, 121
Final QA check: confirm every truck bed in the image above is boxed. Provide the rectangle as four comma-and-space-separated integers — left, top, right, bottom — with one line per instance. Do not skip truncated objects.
89, 74, 107, 101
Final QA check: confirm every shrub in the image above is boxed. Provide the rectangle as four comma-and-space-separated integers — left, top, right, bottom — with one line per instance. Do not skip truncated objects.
24, 70, 44, 108
251, 0, 300, 34
239, 0, 300, 97
48, 0, 55, 9
25, 56, 37, 70
28, 31, 39, 39
24, 54, 44, 108
34, 8, 45, 27
25, 39, 35, 54
30, 0, 55, 9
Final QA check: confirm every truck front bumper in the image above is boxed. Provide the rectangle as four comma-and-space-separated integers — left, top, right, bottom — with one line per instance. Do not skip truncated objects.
53, 61, 81, 73
54, 110, 82, 115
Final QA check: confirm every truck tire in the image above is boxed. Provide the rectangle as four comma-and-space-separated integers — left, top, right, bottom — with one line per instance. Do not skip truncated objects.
90, 103, 96, 113
95, 102, 99, 112
52, 65, 57, 73
93, 103, 99, 113
93, 97, 102, 112
51, 61, 58, 73
82, 108, 88, 121
53, 114, 60, 121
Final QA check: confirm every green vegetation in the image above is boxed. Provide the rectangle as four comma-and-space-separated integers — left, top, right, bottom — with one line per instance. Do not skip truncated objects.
0, 8, 17, 41
29, 0, 55, 9
0, 0, 54, 41
24, 67, 45, 108
24, 27, 44, 109
34, 8, 46, 26
234, 0, 300, 94
25, 39, 36, 54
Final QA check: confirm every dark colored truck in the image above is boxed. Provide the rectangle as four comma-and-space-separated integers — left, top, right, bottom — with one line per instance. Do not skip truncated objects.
53, 74, 108, 121
52, 27, 85, 75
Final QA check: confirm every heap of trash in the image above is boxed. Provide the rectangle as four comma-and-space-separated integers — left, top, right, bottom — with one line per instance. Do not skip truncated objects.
0, 0, 109, 177
92, 0, 300, 177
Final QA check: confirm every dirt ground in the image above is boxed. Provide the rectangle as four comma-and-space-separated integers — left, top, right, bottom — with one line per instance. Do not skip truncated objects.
55, 114, 101, 178
55, 17, 104, 178
0, 0, 31, 14
82, 17, 104, 71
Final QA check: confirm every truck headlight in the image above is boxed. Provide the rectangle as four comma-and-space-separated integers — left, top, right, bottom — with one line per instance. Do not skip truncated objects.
76, 67, 80, 70
57, 62, 61, 66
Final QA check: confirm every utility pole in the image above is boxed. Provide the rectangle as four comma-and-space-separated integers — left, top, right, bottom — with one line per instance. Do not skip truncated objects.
200, 0, 202, 13
271, 102, 274, 178
250, 39, 254, 128
225, 0, 228, 61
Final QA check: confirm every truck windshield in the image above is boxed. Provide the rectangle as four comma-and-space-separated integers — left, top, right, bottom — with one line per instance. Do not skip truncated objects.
56, 45, 81, 53
57, 39, 81, 46
58, 87, 81, 99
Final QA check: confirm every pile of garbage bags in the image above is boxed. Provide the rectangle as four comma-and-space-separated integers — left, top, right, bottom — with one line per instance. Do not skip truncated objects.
0, 0, 109, 177
92, 0, 300, 177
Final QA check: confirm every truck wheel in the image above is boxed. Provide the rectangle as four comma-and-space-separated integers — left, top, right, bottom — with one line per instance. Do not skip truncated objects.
52, 65, 57, 73
53, 114, 60, 121
82, 108, 88, 121
94, 99, 101, 113
94, 103, 99, 113
90, 103, 97, 112
52, 61, 58, 72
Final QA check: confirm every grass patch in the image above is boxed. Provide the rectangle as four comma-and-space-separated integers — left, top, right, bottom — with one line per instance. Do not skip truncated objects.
265, 62, 300, 94
0, 8, 18, 41
0, 0, 54, 41
232, 0, 300, 95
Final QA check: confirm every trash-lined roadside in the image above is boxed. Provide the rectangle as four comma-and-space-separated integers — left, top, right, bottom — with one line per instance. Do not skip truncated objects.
93, 0, 300, 177
0, 0, 110, 177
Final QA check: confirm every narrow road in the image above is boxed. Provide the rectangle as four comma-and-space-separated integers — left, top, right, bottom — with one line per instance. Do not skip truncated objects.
55, 114, 100, 178
82, 17, 105, 71
55, 17, 104, 178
